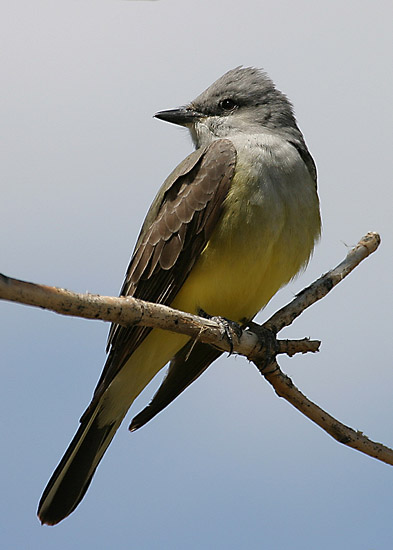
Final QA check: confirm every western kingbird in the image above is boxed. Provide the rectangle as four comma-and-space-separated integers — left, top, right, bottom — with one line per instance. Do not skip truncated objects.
38, 67, 321, 525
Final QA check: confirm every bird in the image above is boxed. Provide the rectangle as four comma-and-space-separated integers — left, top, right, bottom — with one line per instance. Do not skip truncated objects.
38, 66, 321, 525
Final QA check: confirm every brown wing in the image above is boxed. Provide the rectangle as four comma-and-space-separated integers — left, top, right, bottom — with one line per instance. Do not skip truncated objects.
90, 139, 237, 405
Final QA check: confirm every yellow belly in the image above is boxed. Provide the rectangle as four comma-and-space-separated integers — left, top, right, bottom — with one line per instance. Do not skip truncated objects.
172, 171, 319, 322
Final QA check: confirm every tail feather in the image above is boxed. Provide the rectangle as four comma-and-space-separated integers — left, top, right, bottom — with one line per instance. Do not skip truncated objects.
130, 341, 221, 431
37, 406, 121, 526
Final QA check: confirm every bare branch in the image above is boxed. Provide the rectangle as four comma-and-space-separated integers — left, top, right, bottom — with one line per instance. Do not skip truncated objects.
0, 273, 319, 358
0, 232, 388, 466
254, 359, 393, 467
0, 232, 380, 351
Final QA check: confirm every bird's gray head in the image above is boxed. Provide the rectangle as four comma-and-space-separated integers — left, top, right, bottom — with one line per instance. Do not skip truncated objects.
155, 67, 300, 148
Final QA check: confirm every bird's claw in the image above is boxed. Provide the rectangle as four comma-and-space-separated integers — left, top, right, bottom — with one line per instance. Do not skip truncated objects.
198, 309, 242, 355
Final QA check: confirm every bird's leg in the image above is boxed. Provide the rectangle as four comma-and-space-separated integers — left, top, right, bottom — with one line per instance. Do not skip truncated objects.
198, 309, 243, 355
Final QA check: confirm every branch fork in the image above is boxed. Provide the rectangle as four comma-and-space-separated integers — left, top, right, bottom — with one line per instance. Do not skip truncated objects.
1, 232, 389, 465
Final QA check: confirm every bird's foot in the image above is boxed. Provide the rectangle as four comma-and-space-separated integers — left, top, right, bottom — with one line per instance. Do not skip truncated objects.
198, 309, 242, 355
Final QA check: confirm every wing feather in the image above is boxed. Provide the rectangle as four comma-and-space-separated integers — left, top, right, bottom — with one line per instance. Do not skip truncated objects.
88, 139, 236, 406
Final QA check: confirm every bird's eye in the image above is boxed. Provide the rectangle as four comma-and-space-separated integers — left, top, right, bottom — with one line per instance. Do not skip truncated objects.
219, 98, 237, 111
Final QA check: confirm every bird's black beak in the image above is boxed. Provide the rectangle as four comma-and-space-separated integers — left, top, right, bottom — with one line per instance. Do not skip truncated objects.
154, 107, 203, 126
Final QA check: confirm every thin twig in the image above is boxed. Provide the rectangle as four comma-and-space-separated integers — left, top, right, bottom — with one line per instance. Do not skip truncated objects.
264, 232, 381, 333
254, 359, 393, 466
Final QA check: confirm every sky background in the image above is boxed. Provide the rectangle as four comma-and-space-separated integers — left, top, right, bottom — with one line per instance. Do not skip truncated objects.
1, 1, 393, 548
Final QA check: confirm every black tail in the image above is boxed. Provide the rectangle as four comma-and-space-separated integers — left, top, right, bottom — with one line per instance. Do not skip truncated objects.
38, 406, 120, 525
130, 341, 221, 431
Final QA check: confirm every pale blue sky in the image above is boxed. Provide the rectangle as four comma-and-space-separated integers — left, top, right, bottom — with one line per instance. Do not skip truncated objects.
1, 1, 393, 548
